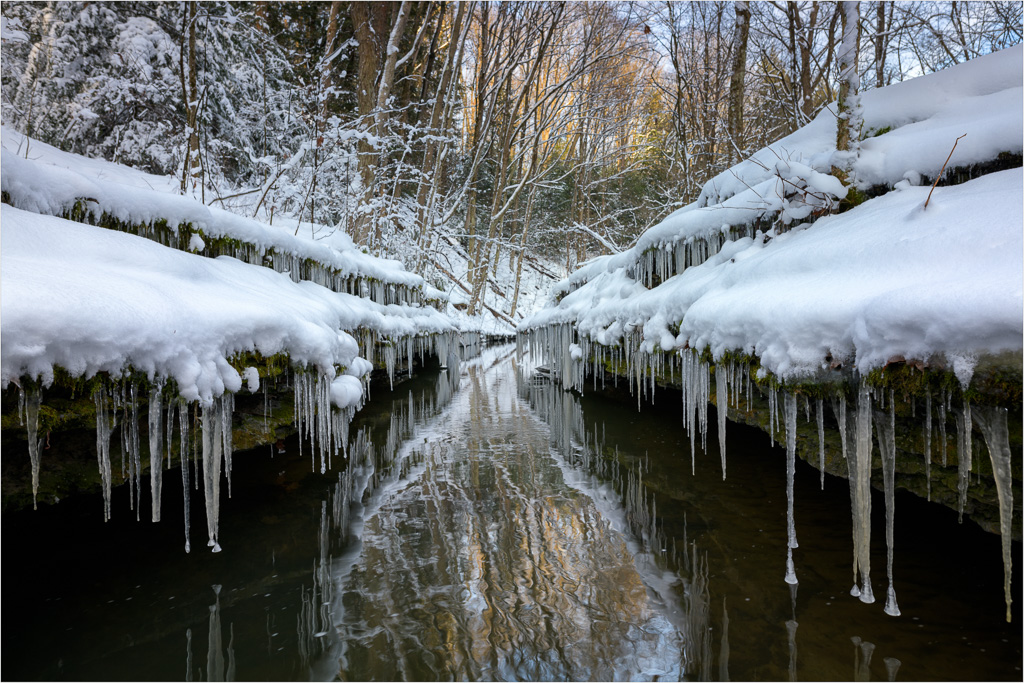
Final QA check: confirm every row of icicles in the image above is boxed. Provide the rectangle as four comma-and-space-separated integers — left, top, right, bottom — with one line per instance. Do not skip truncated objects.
181, 366, 460, 681
14, 331, 476, 553
558, 227, 751, 300
521, 363, 910, 680
519, 324, 1015, 622
66, 210, 441, 311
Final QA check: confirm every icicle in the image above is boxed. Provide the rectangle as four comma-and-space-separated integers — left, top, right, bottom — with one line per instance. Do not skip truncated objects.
384, 345, 397, 390
166, 400, 176, 470
123, 382, 143, 520
939, 390, 948, 466
974, 406, 1014, 623
149, 385, 164, 522
784, 392, 799, 585
94, 388, 113, 522
25, 386, 42, 510
875, 395, 900, 616
202, 400, 223, 552
133, 384, 142, 519
956, 401, 972, 523
853, 379, 874, 603
717, 365, 728, 479
836, 395, 860, 597
221, 392, 234, 498
180, 403, 192, 552
924, 390, 932, 501
816, 398, 825, 490
118, 384, 127, 482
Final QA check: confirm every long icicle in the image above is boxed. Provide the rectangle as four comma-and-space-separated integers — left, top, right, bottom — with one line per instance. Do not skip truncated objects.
854, 379, 874, 603
835, 395, 860, 597
130, 383, 141, 521
924, 390, 932, 501
784, 392, 799, 585
974, 406, 1014, 623
95, 386, 113, 522
956, 400, 973, 523
876, 394, 900, 616
25, 386, 42, 510
717, 364, 728, 480
180, 401, 192, 553
817, 398, 825, 490
149, 384, 164, 523
202, 398, 224, 552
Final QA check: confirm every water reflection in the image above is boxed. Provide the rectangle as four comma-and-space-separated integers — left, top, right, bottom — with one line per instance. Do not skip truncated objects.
520, 360, 722, 679
185, 586, 235, 682
4, 346, 1020, 681
326, 346, 688, 680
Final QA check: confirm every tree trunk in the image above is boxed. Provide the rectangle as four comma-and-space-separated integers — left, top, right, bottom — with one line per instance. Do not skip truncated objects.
415, 3, 467, 247
180, 2, 200, 194
374, 1, 411, 137
874, 1, 888, 88
727, 1, 750, 164
351, 2, 388, 245
319, 1, 343, 128
509, 185, 537, 318
833, 1, 861, 184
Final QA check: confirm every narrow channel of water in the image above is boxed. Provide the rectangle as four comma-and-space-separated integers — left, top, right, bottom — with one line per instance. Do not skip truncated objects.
2, 345, 1021, 680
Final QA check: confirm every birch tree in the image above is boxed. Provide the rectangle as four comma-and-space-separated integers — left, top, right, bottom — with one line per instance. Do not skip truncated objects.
833, 1, 862, 186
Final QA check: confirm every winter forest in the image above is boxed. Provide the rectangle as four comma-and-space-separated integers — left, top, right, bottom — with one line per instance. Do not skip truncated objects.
2, 1, 1023, 681
3, 1, 1020, 316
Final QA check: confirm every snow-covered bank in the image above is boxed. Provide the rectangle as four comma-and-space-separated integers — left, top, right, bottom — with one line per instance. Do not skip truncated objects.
549, 44, 1023, 302
524, 168, 1022, 385
0, 205, 460, 403
1, 128, 437, 305
522, 44, 1022, 391
0, 126, 553, 331
519, 45, 1022, 624
0, 127, 483, 551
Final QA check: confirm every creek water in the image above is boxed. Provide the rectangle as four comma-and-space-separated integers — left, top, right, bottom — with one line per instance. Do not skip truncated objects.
2, 344, 1021, 681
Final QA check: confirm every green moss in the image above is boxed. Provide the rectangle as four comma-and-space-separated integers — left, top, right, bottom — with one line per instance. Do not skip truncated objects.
863, 359, 1023, 408
837, 185, 869, 212
227, 351, 292, 381
861, 125, 892, 140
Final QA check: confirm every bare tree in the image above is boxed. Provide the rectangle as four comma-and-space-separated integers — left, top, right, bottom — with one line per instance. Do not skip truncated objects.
179, 1, 200, 194
728, 1, 751, 163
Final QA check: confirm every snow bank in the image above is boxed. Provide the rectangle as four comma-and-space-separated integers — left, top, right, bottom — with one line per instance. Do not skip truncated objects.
701, 43, 1023, 206
552, 45, 1023, 299
524, 46, 1023, 386
0, 127, 427, 291
0, 206, 456, 403
527, 168, 1023, 383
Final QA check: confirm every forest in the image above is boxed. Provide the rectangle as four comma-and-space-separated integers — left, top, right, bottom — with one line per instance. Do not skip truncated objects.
3, 1, 1020, 323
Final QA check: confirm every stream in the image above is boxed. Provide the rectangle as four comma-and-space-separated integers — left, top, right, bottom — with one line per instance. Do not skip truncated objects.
2, 344, 1021, 681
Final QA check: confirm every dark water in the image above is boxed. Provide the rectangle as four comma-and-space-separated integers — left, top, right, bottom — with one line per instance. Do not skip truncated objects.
2, 345, 1021, 681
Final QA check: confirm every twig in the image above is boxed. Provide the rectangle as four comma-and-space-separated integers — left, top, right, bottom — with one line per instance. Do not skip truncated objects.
924, 134, 966, 209
208, 188, 260, 206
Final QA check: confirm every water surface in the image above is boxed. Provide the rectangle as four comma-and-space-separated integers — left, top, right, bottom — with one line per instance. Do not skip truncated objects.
2, 345, 1020, 680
